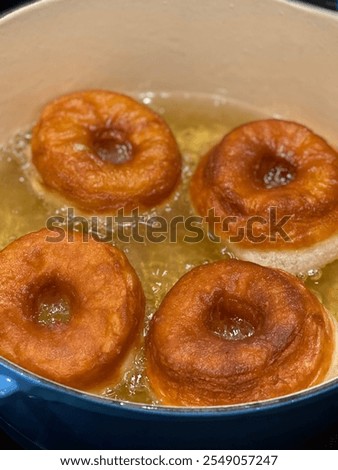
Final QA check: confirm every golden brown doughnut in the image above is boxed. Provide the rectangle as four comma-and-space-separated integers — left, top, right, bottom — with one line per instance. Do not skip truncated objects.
0, 229, 145, 388
31, 90, 181, 213
146, 260, 334, 406
190, 119, 338, 273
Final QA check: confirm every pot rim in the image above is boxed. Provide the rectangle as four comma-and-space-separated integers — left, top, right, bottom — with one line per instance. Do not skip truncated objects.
1, 0, 337, 25
2, 356, 338, 417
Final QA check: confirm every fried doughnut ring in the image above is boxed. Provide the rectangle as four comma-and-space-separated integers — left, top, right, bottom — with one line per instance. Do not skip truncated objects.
31, 90, 181, 213
0, 229, 145, 388
146, 260, 334, 406
190, 120, 338, 273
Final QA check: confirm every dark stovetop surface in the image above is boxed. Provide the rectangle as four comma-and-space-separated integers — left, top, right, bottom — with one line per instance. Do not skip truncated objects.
0, 0, 338, 450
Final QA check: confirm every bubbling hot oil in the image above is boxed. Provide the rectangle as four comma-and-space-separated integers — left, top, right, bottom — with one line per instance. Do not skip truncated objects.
0, 92, 338, 404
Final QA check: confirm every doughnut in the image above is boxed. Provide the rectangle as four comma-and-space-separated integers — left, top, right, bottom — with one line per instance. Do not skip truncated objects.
146, 260, 334, 406
0, 228, 145, 388
31, 90, 181, 213
190, 119, 338, 274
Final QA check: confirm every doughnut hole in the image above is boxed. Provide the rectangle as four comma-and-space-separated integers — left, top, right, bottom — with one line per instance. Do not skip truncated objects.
254, 152, 297, 189
91, 127, 134, 164
205, 295, 261, 340
25, 277, 76, 326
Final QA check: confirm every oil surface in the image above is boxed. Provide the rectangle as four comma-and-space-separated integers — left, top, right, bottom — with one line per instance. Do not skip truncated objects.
0, 92, 337, 404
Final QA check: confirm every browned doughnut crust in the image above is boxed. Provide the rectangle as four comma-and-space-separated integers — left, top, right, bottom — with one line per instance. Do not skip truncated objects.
190, 120, 338, 249
31, 90, 181, 213
0, 229, 145, 388
146, 260, 334, 406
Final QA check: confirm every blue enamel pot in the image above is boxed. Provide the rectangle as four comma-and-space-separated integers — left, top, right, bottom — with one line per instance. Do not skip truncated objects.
1, 0, 338, 449
1, 358, 338, 449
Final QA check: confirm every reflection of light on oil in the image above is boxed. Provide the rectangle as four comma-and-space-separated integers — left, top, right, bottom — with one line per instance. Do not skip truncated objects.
38, 299, 71, 326
310, 260, 338, 319
213, 316, 255, 341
